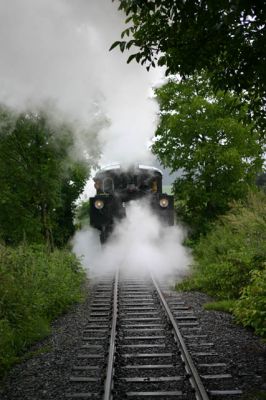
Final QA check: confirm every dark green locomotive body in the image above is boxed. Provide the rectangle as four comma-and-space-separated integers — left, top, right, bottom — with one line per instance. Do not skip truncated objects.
90, 164, 174, 243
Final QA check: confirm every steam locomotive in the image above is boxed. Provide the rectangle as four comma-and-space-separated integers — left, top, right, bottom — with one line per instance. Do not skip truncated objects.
90, 164, 174, 243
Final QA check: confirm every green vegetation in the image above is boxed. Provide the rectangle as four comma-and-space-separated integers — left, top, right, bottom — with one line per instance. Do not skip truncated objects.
0, 106, 91, 377
20, 344, 53, 363
152, 74, 263, 236
203, 300, 236, 313
0, 244, 85, 377
177, 191, 266, 336
234, 269, 266, 337
0, 106, 89, 249
75, 199, 91, 229
112, 1, 266, 132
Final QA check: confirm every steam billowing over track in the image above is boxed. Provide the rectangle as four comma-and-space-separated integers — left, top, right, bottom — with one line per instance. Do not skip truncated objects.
66, 270, 243, 399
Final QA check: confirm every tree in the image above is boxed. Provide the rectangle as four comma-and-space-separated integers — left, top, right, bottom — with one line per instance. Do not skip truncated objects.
0, 107, 88, 248
112, 0, 266, 131
75, 200, 90, 229
152, 74, 263, 235
256, 171, 266, 192
53, 163, 89, 246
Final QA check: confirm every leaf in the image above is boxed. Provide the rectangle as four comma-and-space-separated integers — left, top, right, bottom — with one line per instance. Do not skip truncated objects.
119, 41, 126, 52
158, 56, 166, 67
127, 54, 137, 64
126, 40, 135, 49
125, 16, 133, 23
109, 41, 121, 51
121, 29, 131, 38
135, 53, 142, 62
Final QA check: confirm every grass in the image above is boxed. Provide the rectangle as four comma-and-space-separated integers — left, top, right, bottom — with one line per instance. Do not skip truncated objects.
0, 244, 86, 378
203, 300, 236, 313
20, 344, 53, 362
176, 190, 266, 337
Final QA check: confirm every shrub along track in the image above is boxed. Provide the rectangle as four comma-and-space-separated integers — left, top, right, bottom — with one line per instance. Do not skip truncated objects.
65, 270, 243, 399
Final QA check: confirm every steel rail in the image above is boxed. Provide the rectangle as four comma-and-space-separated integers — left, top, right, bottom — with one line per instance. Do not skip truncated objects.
103, 269, 119, 400
151, 274, 210, 400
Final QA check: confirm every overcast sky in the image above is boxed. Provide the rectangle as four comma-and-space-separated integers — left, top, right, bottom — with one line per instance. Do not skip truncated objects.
0, 0, 164, 166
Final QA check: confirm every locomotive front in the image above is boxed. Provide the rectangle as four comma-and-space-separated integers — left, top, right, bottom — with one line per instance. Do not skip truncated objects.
89, 164, 174, 243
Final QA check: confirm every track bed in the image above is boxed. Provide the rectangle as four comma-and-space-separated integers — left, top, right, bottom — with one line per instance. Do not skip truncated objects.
66, 271, 244, 399
1, 272, 265, 400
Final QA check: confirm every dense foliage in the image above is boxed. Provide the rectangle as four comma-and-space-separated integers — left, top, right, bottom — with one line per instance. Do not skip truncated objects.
177, 191, 266, 336
234, 269, 266, 337
0, 106, 91, 377
112, 0, 266, 131
152, 75, 263, 235
75, 200, 90, 229
0, 244, 85, 376
0, 107, 88, 248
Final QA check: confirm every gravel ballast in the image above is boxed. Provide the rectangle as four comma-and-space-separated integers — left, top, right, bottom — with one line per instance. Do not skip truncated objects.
0, 288, 265, 400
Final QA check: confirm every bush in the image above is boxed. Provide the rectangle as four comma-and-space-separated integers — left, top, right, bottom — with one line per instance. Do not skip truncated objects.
233, 269, 266, 337
0, 244, 85, 377
177, 190, 266, 336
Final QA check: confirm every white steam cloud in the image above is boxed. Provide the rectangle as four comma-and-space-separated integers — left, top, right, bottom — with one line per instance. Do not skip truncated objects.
72, 201, 191, 281
1, 2, 189, 279
0, 0, 162, 164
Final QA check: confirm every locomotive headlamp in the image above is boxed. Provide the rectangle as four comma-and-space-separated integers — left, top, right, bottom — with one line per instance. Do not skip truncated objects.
159, 198, 169, 208
94, 200, 104, 209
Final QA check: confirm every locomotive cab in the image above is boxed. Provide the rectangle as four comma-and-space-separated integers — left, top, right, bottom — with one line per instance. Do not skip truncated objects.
90, 164, 174, 243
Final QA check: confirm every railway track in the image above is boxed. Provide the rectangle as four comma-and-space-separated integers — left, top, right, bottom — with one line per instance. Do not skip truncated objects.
66, 270, 242, 399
